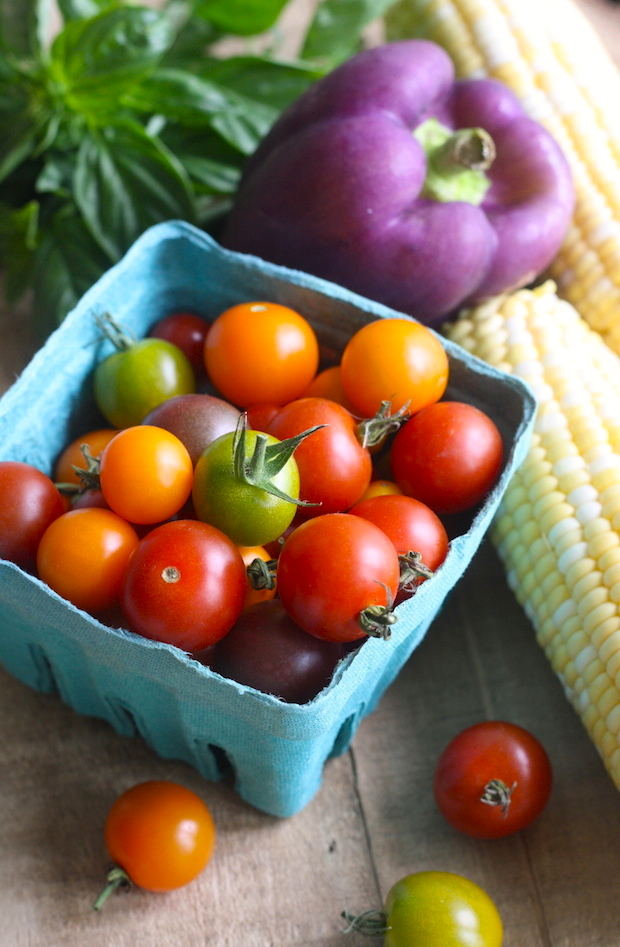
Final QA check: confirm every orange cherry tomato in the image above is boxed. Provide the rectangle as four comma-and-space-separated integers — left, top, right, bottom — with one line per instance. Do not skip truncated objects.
97, 781, 215, 904
237, 545, 277, 609
204, 301, 320, 408
340, 317, 449, 418
99, 426, 193, 524
54, 428, 118, 485
359, 479, 403, 502
36, 507, 139, 612
301, 365, 358, 414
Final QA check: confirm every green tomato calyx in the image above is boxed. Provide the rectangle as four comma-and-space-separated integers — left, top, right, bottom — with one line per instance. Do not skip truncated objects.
232, 413, 325, 506
246, 556, 278, 591
356, 400, 411, 449
414, 117, 496, 205
94, 311, 138, 352
71, 444, 102, 492
341, 908, 390, 935
481, 778, 517, 817
398, 550, 434, 592
358, 583, 398, 640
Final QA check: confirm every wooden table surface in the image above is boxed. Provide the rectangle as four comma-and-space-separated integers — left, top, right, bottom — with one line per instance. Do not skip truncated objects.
3, 2, 620, 945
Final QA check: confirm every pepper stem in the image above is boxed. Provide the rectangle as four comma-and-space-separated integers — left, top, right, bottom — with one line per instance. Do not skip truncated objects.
92, 866, 132, 911
414, 117, 496, 205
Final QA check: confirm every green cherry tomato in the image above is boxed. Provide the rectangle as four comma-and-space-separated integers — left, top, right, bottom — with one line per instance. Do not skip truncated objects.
94, 337, 196, 428
192, 428, 301, 547
384, 871, 503, 947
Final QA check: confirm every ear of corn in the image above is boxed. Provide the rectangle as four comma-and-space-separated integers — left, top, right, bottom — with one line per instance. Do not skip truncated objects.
385, 0, 620, 357
444, 282, 620, 786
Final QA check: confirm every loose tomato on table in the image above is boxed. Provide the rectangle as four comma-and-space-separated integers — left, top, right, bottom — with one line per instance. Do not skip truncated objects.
343, 870, 503, 947
120, 519, 246, 652
99, 425, 194, 525
339, 317, 449, 418
276, 513, 401, 643
391, 401, 504, 515
36, 507, 139, 613
94, 780, 216, 909
204, 301, 319, 408
0, 461, 66, 572
268, 397, 372, 515
433, 721, 553, 839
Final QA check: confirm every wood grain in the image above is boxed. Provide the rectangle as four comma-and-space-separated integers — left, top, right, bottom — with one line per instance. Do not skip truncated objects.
2, 2, 620, 945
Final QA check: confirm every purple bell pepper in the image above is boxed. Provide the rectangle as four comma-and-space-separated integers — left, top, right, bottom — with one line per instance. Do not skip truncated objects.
221, 40, 575, 324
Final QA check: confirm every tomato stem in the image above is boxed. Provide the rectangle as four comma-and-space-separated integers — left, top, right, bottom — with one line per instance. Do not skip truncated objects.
356, 400, 410, 450
358, 584, 398, 640
398, 550, 434, 591
71, 444, 102, 492
94, 311, 137, 352
246, 556, 278, 590
92, 866, 132, 911
340, 908, 390, 935
232, 413, 325, 506
481, 778, 517, 817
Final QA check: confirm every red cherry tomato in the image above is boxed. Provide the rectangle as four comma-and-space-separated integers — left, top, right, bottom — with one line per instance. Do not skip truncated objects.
204, 301, 319, 408
340, 317, 449, 418
349, 493, 449, 596
149, 312, 210, 373
36, 507, 139, 613
120, 519, 246, 652
269, 398, 372, 515
391, 401, 504, 514
276, 513, 400, 643
96, 780, 215, 905
433, 721, 553, 839
0, 461, 66, 571
246, 403, 281, 432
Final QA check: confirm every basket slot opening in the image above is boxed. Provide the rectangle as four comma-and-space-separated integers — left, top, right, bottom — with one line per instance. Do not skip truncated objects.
208, 743, 233, 778
27, 645, 60, 695
330, 710, 364, 759
105, 699, 146, 739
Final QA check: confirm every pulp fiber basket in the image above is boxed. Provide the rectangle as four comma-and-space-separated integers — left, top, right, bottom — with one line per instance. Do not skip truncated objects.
0, 221, 536, 817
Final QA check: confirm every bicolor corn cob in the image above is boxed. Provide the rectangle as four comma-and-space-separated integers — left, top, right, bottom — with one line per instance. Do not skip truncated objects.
444, 281, 620, 786
385, 0, 620, 356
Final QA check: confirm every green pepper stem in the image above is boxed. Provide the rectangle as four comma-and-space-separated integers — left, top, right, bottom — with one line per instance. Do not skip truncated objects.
414, 117, 496, 205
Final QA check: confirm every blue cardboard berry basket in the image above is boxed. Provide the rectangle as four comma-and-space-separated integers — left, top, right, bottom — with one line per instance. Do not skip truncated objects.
0, 221, 536, 817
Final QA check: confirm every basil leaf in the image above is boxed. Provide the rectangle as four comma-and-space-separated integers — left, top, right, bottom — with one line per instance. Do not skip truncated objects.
194, 0, 290, 37
125, 68, 277, 154
0, 0, 52, 57
73, 120, 196, 261
195, 55, 324, 111
32, 201, 113, 336
0, 200, 40, 303
56, 0, 122, 22
159, 124, 242, 194
302, 0, 397, 63
48, 7, 174, 117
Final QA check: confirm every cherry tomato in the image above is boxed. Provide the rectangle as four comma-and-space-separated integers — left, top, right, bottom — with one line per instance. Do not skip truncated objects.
192, 427, 302, 547
237, 545, 277, 609
142, 393, 240, 466
246, 403, 281, 433
204, 301, 319, 408
300, 365, 358, 414
276, 513, 400, 643
36, 507, 139, 613
0, 461, 66, 572
269, 397, 372, 515
54, 428, 118, 485
358, 479, 403, 502
355, 871, 503, 947
120, 519, 246, 652
211, 600, 345, 703
433, 721, 553, 839
99, 426, 193, 525
149, 312, 210, 373
391, 401, 504, 514
94, 313, 196, 428
349, 494, 449, 597
95, 780, 215, 906
340, 317, 449, 418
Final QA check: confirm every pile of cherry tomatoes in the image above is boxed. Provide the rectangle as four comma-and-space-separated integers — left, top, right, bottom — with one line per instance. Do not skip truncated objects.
0, 300, 505, 704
